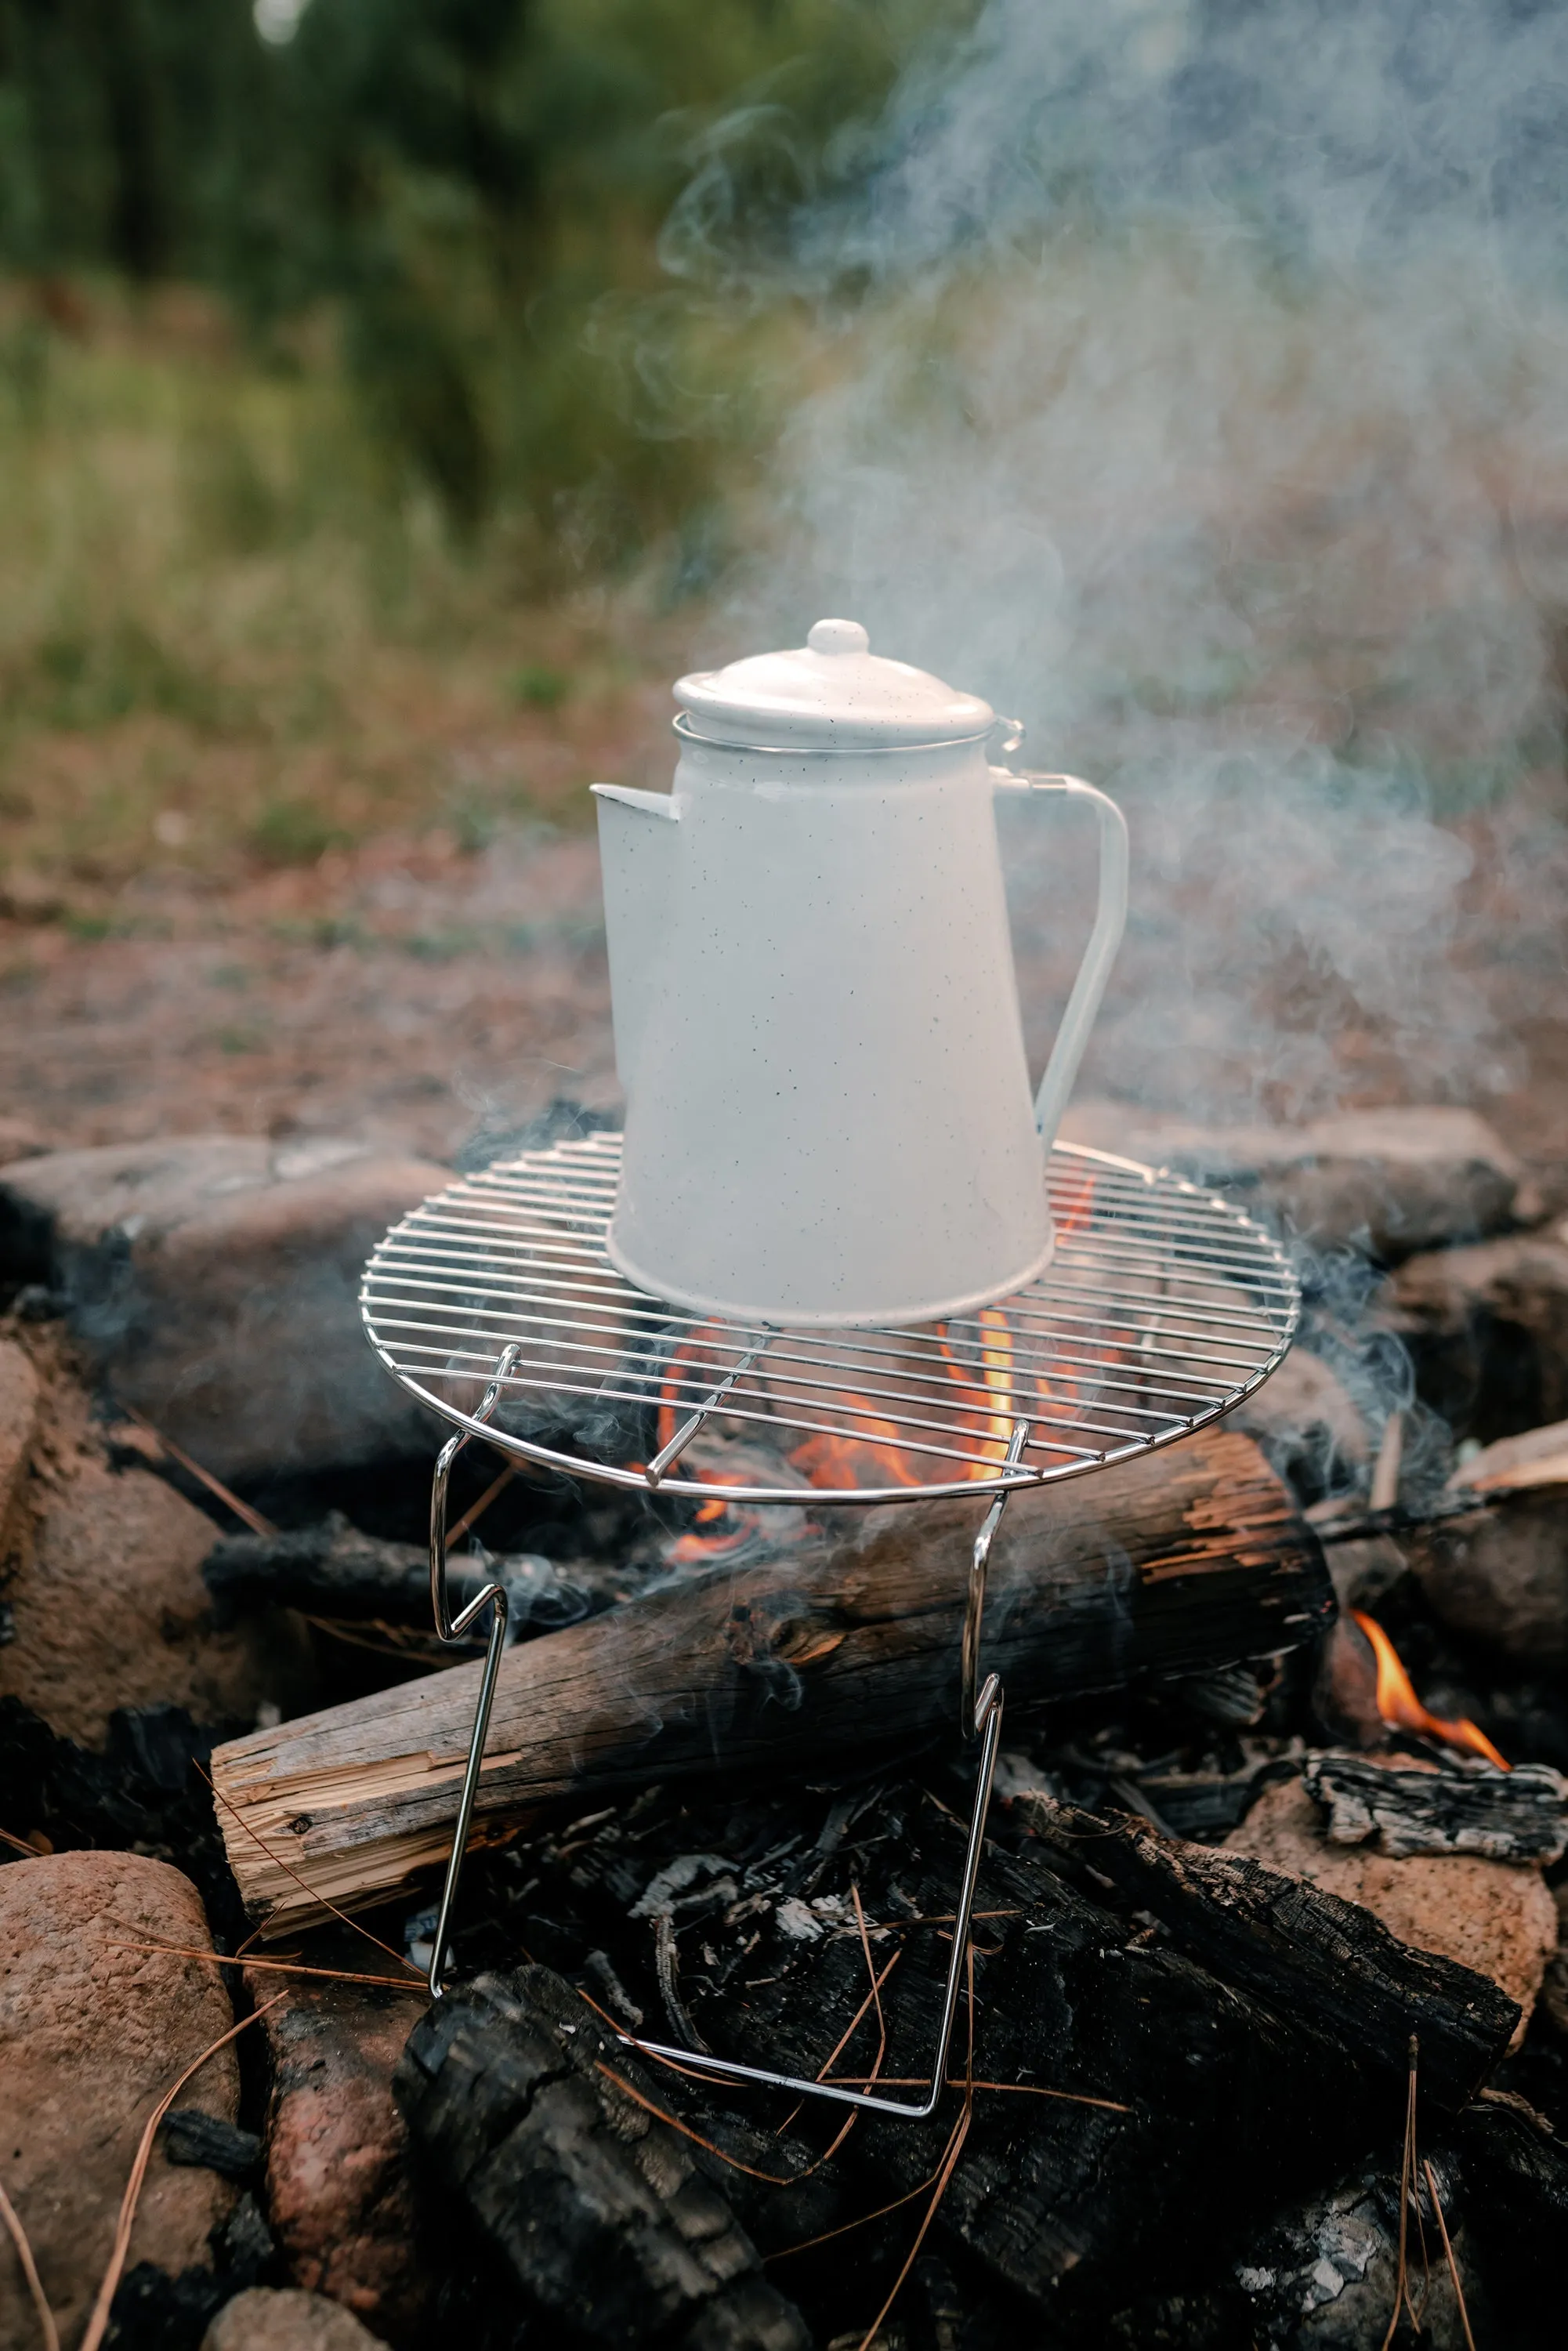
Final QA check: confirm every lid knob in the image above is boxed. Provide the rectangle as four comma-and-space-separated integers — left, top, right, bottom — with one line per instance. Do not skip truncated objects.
806, 617, 869, 657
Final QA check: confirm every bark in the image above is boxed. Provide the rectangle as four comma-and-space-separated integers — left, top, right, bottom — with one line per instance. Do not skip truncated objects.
1021, 1796, 1521, 2111
211, 1428, 1331, 1932
1302, 1751, 1568, 1864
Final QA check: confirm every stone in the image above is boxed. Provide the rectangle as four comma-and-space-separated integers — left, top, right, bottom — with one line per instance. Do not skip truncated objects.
1405, 1418, 1568, 1664
245, 1942, 429, 2346
1226, 1776, 1558, 2038
202, 2287, 388, 2350
0, 1136, 451, 1484
1232, 1345, 1370, 1502
1385, 1227, 1568, 1443
0, 1358, 305, 1744
0, 1849, 240, 2351
1061, 1099, 1526, 1259
0, 1118, 49, 1165
0, 1336, 39, 1550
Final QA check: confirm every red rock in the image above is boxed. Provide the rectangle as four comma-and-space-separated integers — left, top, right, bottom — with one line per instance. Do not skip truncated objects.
246, 1945, 429, 2347
0, 1850, 240, 2351
0, 1361, 306, 1743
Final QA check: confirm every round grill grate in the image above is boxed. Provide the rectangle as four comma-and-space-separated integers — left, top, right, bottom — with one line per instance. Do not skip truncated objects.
360, 1134, 1299, 1506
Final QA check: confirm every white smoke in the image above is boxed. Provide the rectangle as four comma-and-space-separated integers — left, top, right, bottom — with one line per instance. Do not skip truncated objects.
668, 0, 1568, 1124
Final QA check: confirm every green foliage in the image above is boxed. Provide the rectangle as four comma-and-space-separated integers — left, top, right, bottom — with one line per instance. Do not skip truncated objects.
512, 662, 570, 708
0, 0, 975, 564
248, 793, 353, 866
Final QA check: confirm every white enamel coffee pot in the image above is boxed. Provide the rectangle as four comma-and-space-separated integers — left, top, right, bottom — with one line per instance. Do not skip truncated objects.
592, 618, 1128, 1328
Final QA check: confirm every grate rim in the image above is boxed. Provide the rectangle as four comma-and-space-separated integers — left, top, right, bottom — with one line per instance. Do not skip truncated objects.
360, 1136, 1301, 1505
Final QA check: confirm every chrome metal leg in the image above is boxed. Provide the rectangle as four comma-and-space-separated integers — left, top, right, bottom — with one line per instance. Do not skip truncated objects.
616, 1419, 1033, 2116
425, 1342, 519, 1999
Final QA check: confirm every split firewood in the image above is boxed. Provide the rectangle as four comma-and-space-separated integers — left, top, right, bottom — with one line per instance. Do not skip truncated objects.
1021, 1795, 1521, 2110
211, 1426, 1331, 1932
1303, 1750, 1568, 1864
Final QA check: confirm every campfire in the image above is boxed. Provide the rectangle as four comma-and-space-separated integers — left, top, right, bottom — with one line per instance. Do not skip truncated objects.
1352, 1608, 1511, 1771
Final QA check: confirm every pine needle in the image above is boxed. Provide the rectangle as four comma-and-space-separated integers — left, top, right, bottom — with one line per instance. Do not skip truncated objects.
119, 1404, 276, 1538
853, 1941, 980, 2351
103, 1939, 425, 1994
1422, 2160, 1478, 2351
77, 1991, 286, 2351
0, 2176, 59, 2351
1381, 2034, 1419, 2351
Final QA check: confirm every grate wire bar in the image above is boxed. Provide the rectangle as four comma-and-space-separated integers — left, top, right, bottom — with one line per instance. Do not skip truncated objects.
363, 1136, 1300, 2098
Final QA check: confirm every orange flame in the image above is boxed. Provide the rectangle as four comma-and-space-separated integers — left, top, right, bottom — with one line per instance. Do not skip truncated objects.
1352, 1611, 1509, 1770
654, 1165, 1121, 1548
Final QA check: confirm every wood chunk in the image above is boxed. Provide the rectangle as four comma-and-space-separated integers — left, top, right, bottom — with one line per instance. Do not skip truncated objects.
395, 1965, 809, 2351
1304, 1750, 1568, 1863
210, 1429, 1331, 1931
1021, 1792, 1521, 2109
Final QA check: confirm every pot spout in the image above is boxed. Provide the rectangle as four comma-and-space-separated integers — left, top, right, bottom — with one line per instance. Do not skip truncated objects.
591, 784, 681, 1094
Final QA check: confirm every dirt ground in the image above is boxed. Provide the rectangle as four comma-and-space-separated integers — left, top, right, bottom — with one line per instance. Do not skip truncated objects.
3, 726, 1568, 1187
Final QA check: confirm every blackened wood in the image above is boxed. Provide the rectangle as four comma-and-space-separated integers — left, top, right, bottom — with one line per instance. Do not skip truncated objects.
1303, 1751, 1568, 1863
668, 1807, 1375, 2325
204, 1510, 627, 1634
396, 1964, 811, 2351
211, 1429, 1330, 1930
1454, 2100, 1568, 2347
1020, 1796, 1519, 2110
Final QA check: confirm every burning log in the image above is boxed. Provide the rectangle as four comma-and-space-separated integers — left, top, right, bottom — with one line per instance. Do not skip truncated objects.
212, 1427, 1331, 1932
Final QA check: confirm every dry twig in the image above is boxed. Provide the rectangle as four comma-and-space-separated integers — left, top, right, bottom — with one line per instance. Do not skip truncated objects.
447, 1462, 519, 1546
0, 2176, 60, 2351
77, 1991, 287, 2351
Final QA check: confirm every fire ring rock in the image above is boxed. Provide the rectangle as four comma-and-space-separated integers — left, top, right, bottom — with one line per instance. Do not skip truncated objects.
0, 1136, 451, 1483
0, 1849, 241, 2351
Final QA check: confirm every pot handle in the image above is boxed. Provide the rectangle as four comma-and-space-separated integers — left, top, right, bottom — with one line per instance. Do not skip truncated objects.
990, 747, 1129, 1146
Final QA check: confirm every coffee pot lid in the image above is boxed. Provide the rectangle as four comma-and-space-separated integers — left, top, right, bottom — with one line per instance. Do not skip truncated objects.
675, 618, 994, 750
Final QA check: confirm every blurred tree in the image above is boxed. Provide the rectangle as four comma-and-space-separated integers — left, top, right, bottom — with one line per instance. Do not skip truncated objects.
0, 0, 972, 561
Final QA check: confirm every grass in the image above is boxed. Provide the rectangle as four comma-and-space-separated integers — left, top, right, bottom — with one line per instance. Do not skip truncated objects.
2, 238, 1566, 927
0, 281, 693, 898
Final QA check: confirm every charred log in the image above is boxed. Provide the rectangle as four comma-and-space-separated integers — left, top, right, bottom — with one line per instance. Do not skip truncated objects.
204, 1510, 628, 1636
1303, 1749, 1568, 1863
210, 1429, 1332, 1930
396, 1964, 813, 2351
1019, 1796, 1520, 2111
